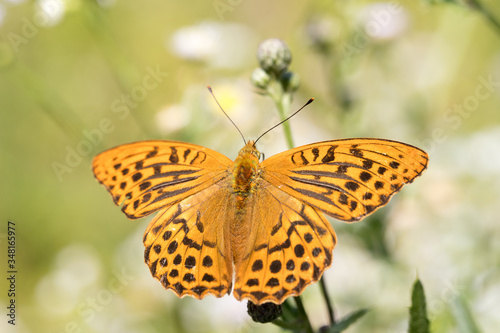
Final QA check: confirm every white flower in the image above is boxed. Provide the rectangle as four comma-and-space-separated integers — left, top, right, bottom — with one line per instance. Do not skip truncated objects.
156, 104, 191, 134
35, 245, 101, 315
36, 0, 66, 27
168, 21, 256, 69
359, 2, 408, 41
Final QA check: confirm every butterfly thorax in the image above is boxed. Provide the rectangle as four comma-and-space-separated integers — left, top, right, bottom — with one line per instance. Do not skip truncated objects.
231, 141, 261, 196
229, 141, 262, 264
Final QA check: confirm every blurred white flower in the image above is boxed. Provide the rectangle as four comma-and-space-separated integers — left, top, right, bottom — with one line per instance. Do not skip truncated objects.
169, 21, 256, 69
155, 81, 256, 144
206, 80, 254, 124
180, 295, 248, 333
156, 104, 191, 134
475, 270, 500, 329
438, 126, 500, 178
35, 244, 101, 315
36, 0, 66, 27
359, 2, 408, 41
170, 24, 217, 61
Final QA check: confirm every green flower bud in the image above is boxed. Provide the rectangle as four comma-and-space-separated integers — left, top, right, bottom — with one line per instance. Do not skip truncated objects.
280, 71, 300, 92
256, 38, 292, 75
250, 67, 271, 89
247, 301, 282, 323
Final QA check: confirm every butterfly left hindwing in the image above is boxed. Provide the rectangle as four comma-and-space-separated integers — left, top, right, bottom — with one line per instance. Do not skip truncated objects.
143, 183, 234, 300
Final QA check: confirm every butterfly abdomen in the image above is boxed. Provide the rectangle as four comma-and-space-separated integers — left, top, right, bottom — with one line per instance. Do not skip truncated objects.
229, 141, 263, 264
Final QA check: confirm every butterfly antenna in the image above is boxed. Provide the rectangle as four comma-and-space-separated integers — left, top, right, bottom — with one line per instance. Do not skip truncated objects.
254, 98, 314, 146
207, 86, 246, 145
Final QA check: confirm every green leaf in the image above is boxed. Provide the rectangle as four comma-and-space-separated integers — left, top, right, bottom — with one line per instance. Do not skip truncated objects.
409, 278, 430, 333
327, 308, 369, 333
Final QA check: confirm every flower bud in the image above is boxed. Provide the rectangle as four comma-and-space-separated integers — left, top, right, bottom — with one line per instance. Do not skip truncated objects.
247, 301, 282, 323
280, 71, 300, 92
256, 38, 292, 74
250, 67, 271, 89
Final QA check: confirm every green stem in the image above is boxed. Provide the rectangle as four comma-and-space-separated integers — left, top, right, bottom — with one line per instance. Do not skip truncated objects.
468, 0, 500, 36
81, 2, 157, 137
294, 296, 314, 333
319, 277, 335, 325
267, 78, 295, 148
272, 319, 301, 330
276, 92, 295, 149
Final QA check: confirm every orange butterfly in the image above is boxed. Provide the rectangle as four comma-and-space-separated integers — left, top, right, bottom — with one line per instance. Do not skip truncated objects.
92, 136, 428, 304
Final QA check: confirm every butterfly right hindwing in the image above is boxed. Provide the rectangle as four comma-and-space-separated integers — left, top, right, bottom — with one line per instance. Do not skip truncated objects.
232, 179, 337, 304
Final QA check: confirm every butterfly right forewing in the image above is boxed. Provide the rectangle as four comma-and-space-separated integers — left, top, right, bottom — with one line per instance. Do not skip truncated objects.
261, 138, 429, 222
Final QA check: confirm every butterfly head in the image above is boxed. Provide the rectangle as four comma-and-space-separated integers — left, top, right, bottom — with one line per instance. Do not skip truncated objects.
238, 140, 261, 160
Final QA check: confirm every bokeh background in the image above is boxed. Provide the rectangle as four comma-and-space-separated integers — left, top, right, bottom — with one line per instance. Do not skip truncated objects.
1, 0, 499, 332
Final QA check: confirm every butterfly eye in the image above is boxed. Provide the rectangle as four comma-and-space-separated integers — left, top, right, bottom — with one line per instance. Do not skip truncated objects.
249, 149, 261, 160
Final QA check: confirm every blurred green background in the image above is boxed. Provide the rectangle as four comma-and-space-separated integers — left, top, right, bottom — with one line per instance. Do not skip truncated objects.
1, 0, 499, 332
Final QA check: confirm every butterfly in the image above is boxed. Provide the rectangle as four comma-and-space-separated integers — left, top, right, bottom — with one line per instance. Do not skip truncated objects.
92, 138, 428, 304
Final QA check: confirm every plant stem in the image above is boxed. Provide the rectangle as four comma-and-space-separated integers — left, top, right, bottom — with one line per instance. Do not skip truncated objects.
294, 296, 314, 333
319, 277, 335, 325
276, 92, 295, 149
468, 0, 500, 36
267, 77, 295, 149
82, 1, 157, 137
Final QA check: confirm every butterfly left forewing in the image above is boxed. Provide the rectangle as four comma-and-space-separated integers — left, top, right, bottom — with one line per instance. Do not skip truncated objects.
261, 138, 429, 222
92, 141, 232, 219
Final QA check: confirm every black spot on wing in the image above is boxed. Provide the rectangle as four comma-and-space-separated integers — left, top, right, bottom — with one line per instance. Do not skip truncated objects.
170, 147, 179, 163
146, 147, 159, 159
321, 146, 337, 163
359, 172, 372, 182
311, 148, 319, 161
350, 148, 363, 158
389, 161, 400, 169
